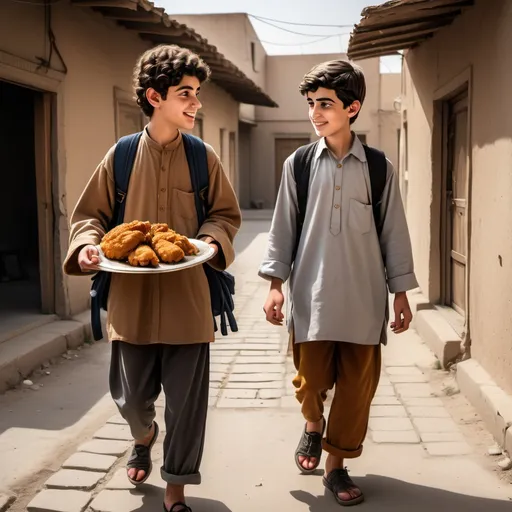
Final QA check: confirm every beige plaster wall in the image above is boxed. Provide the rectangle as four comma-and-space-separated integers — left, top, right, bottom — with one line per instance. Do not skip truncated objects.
402, 0, 512, 392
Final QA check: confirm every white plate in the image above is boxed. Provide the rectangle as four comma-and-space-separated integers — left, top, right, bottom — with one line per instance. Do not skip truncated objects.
95, 239, 215, 274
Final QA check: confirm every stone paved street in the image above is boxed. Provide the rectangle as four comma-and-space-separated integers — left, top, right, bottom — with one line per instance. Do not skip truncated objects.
4, 219, 512, 511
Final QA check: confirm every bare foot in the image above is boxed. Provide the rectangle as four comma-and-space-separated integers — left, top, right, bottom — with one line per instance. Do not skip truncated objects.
127, 422, 156, 482
164, 483, 188, 511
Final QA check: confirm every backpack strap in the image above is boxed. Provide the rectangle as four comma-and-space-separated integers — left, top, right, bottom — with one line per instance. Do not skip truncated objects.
110, 132, 143, 228
362, 144, 387, 237
292, 140, 319, 259
182, 132, 209, 226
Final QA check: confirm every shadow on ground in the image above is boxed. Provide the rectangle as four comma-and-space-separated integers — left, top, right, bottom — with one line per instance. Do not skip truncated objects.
131, 485, 233, 512
291, 474, 512, 511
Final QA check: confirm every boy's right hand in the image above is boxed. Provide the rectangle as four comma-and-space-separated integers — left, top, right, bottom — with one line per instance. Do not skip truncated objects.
263, 289, 285, 326
78, 245, 100, 272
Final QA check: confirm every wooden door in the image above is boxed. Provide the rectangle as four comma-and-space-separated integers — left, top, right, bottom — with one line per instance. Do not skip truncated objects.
33, 92, 55, 314
275, 138, 310, 200
229, 131, 236, 193
444, 93, 469, 315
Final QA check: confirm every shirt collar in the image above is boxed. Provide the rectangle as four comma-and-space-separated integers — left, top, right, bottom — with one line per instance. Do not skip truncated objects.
313, 132, 367, 164
142, 126, 183, 153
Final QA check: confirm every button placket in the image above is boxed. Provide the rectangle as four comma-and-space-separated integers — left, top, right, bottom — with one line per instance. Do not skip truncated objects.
330, 163, 343, 235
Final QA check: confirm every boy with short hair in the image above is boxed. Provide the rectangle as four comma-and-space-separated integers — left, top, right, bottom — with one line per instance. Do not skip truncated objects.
64, 45, 241, 512
259, 60, 418, 506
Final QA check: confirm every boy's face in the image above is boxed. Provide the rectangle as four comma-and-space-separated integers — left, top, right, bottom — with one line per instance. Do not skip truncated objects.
146, 75, 202, 130
307, 87, 361, 138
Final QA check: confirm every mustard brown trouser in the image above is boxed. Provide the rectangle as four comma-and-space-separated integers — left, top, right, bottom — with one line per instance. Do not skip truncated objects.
292, 337, 381, 459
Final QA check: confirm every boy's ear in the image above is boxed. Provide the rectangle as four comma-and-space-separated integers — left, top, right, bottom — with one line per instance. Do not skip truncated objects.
347, 100, 361, 119
146, 88, 161, 110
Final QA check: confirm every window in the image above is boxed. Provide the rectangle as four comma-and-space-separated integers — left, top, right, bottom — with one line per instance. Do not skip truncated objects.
114, 87, 145, 140
251, 42, 257, 72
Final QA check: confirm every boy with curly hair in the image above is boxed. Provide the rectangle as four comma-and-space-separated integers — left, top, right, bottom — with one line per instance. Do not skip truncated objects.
259, 60, 417, 506
63, 45, 241, 512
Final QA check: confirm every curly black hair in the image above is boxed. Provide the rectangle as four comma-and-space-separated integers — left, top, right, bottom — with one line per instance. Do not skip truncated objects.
133, 45, 211, 117
299, 60, 366, 124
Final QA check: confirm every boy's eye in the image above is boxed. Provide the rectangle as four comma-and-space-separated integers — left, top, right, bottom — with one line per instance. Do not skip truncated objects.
321, 102, 330, 108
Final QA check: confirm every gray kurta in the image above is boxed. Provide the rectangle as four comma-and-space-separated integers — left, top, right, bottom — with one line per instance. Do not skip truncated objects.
258, 135, 418, 345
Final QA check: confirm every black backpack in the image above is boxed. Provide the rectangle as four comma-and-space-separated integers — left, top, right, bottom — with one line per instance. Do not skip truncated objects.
90, 132, 238, 341
292, 140, 387, 257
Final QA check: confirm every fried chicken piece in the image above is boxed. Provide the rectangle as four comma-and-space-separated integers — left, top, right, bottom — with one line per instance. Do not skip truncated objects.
101, 221, 151, 261
152, 233, 185, 263
127, 244, 159, 268
150, 223, 171, 236
174, 234, 199, 256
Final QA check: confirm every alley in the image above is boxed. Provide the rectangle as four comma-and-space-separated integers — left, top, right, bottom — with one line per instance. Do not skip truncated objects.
1, 218, 511, 512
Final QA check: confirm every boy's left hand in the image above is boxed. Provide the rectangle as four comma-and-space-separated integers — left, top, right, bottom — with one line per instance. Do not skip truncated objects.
391, 292, 412, 334
202, 236, 219, 257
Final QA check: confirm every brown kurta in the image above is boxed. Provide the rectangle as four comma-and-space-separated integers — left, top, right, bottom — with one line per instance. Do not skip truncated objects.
63, 129, 241, 345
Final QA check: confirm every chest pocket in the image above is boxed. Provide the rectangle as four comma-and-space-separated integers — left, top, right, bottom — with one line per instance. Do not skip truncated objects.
348, 198, 372, 235
170, 188, 197, 235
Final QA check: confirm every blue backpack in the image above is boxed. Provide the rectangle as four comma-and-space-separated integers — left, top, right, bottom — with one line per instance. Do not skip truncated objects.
90, 132, 238, 341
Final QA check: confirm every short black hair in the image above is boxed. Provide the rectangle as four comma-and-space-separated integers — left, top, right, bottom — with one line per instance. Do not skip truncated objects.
133, 44, 211, 117
299, 60, 366, 124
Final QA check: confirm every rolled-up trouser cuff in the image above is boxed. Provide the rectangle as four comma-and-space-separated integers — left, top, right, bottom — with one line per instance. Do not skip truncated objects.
322, 439, 363, 459
160, 467, 201, 485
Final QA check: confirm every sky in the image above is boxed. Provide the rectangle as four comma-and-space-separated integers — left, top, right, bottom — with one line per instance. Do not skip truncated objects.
155, 0, 402, 73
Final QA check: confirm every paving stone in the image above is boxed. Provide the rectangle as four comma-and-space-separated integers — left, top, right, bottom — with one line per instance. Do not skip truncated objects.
209, 388, 219, 398
210, 355, 236, 364
280, 395, 298, 408
230, 364, 284, 374
89, 490, 144, 511
243, 333, 282, 339
369, 418, 414, 431
239, 350, 269, 356
408, 406, 451, 418
209, 349, 238, 356
78, 440, 130, 456
235, 356, 285, 364
395, 383, 434, 398
389, 374, 428, 383
224, 380, 283, 389
27, 490, 92, 512
217, 397, 280, 408
93, 424, 133, 441
413, 418, 459, 433
106, 414, 127, 425
62, 453, 117, 472
374, 385, 395, 397
401, 397, 444, 407
265, 350, 282, 355
371, 396, 401, 406
424, 442, 472, 456
45, 470, 105, 491
420, 432, 466, 443
228, 373, 284, 383
210, 363, 230, 373
222, 388, 257, 399
258, 388, 283, 399
0, 493, 15, 512
371, 430, 420, 444
209, 372, 226, 383
386, 366, 423, 376
104, 469, 133, 490
370, 405, 408, 417
226, 344, 281, 351
378, 376, 392, 386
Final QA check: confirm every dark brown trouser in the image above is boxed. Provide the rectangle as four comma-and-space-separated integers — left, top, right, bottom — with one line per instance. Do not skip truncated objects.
292, 338, 381, 459
109, 341, 210, 485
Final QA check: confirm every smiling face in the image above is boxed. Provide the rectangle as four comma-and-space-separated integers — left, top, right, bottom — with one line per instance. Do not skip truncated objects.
307, 87, 361, 139
145, 75, 202, 131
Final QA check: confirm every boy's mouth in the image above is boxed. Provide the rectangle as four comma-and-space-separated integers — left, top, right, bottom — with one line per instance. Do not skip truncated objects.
184, 112, 196, 120
313, 121, 327, 127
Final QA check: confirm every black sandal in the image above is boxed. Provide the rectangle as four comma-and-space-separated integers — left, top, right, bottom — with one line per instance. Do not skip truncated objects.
163, 503, 192, 512
323, 468, 364, 507
126, 421, 159, 485
294, 416, 326, 474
